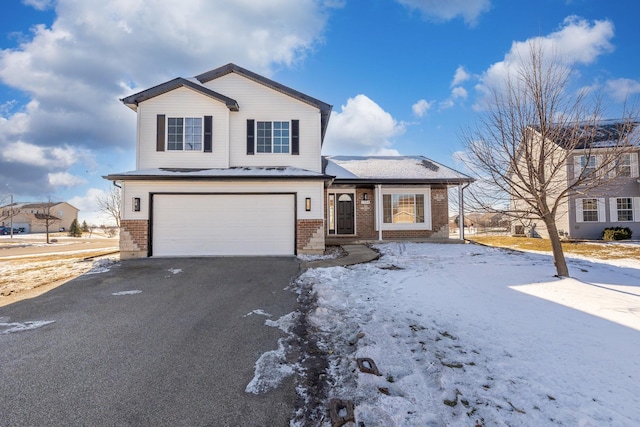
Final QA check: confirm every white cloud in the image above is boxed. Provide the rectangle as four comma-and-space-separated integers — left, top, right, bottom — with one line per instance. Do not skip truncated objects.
0, 0, 338, 198
48, 172, 87, 187
606, 78, 640, 103
323, 94, 404, 155
397, 0, 491, 26
22, 0, 54, 10
412, 99, 434, 117
451, 66, 471, 87
451, 86, 468, 99
475, 16, 615, 109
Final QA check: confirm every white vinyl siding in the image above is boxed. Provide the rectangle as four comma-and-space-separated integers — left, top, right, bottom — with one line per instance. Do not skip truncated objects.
136, 87, 230, 169
202, 73, 322, 173
575, 198, 606, 223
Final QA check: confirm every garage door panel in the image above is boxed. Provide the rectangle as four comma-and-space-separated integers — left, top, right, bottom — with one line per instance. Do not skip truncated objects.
153, 194, 294, 256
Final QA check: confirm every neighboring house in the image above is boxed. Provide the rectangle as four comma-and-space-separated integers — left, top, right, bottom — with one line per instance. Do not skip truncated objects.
0, 202, 79, 233
511, 121, 640, 239
105, 63, 473, 258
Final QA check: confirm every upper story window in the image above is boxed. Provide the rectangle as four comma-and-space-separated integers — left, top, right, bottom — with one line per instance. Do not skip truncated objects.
257, 121, 290, 153
616, 154, 632, 177
580, 155, 597, 176
168, 117, 202, 151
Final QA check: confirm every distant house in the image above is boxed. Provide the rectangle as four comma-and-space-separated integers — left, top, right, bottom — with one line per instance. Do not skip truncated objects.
510, 121, 640, 239
0, 202, 79, 233
105, 63, 473, 258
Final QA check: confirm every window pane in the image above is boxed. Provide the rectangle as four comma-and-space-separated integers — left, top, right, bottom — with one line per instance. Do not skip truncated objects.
184, 117, 202, 151
617, 154, 631, 177
257, 121, 272, 153
168, 117, 183, 150
273, 121, 289, 153
383, 195, 392, 223
617, 198, 633, 221
582, 198, 598, 222
416, 194, 424, 223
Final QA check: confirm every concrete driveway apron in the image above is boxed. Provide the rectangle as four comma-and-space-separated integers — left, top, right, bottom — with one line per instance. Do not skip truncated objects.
0, 257, 300, 426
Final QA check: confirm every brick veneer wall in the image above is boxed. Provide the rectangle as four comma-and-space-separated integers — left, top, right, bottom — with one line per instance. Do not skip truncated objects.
326, 185, 451, 242
120, 219, 148, 258
297, 219, 325, 254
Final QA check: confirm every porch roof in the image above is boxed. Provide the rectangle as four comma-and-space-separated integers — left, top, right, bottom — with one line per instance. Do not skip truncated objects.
324, 156, 474, 185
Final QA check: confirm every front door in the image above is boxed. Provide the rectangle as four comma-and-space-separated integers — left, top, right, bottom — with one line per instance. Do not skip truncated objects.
336, 194, 354, 234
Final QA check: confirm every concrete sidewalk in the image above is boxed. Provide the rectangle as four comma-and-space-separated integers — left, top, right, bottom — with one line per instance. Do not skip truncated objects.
301, 244, 379, 269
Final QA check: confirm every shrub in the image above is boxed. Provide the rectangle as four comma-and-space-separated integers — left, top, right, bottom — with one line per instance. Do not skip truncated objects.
602, 227, 632, 241
68, 219, 82, 237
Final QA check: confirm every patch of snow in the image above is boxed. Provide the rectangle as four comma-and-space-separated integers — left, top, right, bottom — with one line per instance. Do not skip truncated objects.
112, 290, 142, 296
294, 242, 640, 426
86, 257, 119, 274
167, 268, 183, 275
1, 320, 55, 334
297, 246, 345, 262
245, 338, 295, 394
265, 311, 299, 333
243, 309, 272, 318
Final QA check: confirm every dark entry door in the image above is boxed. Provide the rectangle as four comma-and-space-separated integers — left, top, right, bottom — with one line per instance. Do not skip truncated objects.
336, 194, 354, 234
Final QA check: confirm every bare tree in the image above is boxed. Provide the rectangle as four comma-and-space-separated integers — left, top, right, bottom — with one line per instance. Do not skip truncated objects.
97, 185, 121, 228
33, 199, 61, 244
461, 42, 639, 277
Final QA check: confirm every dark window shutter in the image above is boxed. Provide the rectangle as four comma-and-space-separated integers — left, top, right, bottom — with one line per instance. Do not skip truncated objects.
291, 119, 299, 155
156, 114, 165, 152
246, 119, 255, 155
204, 115, 212, 153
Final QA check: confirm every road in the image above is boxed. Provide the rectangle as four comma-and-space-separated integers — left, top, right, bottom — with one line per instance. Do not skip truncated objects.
0, 256, 301, 426
0, 235, 119, 258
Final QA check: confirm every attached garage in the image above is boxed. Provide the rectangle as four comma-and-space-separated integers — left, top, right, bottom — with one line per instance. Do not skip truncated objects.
151, 193, 295, 256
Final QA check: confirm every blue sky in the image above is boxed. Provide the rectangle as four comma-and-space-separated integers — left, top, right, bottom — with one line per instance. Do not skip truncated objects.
1, 0, 639, 223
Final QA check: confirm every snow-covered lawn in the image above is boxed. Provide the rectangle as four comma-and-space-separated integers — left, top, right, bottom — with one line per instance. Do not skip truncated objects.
293, 242, 640, 426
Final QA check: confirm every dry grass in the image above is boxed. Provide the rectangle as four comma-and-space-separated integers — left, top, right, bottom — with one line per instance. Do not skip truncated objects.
468, 236, 640, 260
0, 250, 118, 298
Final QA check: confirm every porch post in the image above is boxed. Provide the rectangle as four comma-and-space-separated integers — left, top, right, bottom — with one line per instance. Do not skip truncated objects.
377, 184, 383, 241
458, 184, 465, 241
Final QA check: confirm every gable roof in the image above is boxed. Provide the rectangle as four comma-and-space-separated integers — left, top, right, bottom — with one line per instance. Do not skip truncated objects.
195, 63, 333, 142
535, 120, 640, 149
324, 156, 474, 184
121, 77, 240, 112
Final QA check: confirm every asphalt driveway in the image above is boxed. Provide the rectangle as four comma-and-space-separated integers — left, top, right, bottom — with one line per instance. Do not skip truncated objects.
0, 257, 301, 426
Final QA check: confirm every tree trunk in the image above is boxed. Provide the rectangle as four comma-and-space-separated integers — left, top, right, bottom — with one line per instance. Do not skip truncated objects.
543, 217, 569, 277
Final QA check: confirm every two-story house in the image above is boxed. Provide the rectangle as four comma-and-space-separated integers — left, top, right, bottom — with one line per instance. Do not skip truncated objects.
0, 202, 79, 233
511, 121, 640, 240
105, 63, 473, 258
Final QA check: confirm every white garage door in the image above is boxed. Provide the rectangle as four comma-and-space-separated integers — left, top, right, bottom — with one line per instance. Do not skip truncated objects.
152, 194, 295, 256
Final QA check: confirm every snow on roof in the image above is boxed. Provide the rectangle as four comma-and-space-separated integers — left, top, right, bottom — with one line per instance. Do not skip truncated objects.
104, 166, 328, 180
325, 156, 473, 182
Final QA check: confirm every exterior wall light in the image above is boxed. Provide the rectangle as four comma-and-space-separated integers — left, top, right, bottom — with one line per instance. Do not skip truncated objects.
305, 197, 311, 211
133, 197, 141, 212
363, 193, 369, 201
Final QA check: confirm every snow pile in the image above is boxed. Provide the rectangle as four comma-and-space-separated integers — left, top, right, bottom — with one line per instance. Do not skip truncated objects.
295, 242, 640, 426
111, 290, 142, 296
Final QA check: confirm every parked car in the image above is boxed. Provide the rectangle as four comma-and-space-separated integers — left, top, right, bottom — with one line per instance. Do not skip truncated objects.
0, 227, 20, 235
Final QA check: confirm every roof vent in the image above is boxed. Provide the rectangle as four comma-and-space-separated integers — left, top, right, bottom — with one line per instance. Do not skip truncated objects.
421, 159, 439, 171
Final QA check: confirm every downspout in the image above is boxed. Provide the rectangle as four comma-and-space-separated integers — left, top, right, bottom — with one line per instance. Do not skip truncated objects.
458, 182, 470, 241
376, 184, 383, 241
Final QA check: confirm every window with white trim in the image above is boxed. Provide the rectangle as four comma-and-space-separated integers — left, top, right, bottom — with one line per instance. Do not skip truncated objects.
580, 155, 597, 176
615, 197, 634, 221
576, 197, 605, 223
168, 117, 202, 151
615, 154, 632, 177
383, 194, 425, 224
581, 198, 599, 222
257, 121, 290, 153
